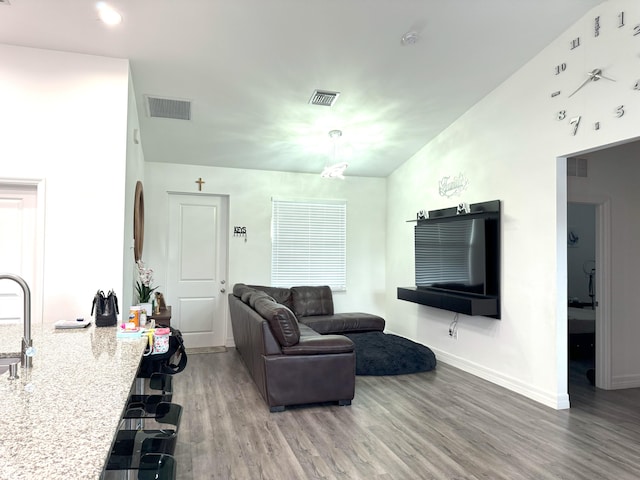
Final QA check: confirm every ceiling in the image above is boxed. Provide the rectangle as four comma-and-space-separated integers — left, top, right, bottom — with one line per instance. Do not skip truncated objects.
0, 0, 605, 177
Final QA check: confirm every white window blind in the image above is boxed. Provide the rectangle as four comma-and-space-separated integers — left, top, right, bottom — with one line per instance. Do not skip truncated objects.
271, 199, 347, 291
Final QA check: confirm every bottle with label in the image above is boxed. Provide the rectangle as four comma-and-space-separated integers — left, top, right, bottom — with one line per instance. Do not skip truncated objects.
128, 306, 142, 328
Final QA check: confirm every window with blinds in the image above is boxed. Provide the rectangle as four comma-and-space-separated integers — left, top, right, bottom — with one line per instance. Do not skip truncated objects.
271, 199, 347, 291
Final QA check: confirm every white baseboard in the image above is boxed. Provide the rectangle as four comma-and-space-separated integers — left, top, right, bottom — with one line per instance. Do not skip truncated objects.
611, 373, 640, 389
430, 348, 570, 410
382, 328, 569, 409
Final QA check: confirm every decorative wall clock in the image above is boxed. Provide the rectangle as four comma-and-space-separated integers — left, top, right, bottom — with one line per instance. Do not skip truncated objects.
552, 9, 640, 135
133, 181, 144, 262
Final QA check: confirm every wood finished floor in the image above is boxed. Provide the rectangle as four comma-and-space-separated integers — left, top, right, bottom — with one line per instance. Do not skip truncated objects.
172, 351, 640, 480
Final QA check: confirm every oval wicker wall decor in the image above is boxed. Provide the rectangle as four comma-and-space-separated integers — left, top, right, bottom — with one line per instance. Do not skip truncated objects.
133, 180, 144, 262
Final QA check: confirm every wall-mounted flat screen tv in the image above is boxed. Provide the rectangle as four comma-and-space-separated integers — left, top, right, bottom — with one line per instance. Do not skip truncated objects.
414, 212, 499, 297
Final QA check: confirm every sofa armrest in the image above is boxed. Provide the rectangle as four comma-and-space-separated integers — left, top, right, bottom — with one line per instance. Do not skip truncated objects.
281, 335, 353, 355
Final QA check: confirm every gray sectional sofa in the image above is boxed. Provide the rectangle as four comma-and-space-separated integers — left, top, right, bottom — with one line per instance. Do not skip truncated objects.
228, 284, 384, 411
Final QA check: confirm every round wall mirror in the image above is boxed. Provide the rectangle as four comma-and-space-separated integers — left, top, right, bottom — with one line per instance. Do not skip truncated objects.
133, 181, 144, 262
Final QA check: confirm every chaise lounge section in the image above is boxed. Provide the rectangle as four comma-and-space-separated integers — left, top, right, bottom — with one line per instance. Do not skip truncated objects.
228, 283, 384, 411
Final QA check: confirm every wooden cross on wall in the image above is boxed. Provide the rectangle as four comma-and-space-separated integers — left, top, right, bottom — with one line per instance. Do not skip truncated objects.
195, 177, 205, 191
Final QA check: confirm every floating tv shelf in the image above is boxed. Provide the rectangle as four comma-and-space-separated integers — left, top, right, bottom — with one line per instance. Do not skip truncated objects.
407, 199, 501, 223
399, 199, 501, 319
397, 287, 500, 319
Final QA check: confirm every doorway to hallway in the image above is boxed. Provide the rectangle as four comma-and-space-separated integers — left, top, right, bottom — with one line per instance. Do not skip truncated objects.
567, 202, 597, 388
565, 139, 640, 394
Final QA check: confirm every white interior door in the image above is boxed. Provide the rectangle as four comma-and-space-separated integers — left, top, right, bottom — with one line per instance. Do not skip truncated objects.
0, 184, 37, 324
167, 194, 228, 348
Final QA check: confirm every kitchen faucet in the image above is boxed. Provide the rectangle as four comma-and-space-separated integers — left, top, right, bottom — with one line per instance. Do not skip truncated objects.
0, 274, 33, 368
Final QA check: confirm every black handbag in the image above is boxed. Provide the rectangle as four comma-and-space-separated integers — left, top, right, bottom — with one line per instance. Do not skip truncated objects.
91, 289, 119, 327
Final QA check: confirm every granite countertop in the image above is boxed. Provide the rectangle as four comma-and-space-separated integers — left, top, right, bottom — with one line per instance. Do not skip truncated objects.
0, 322, 147, 480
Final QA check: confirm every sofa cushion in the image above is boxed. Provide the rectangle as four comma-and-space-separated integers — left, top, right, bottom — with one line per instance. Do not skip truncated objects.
281, 334, 354, 355
247, 291, 275, 309
233, 285, 277, 307
291, 286, 334, 317
249, 285, 294, 310
233, 283, 254, 302
299, 312, 385, 334
253, 296, 300, 347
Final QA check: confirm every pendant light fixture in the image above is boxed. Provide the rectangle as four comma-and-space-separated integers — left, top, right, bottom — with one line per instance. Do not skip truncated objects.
321, 129, 348, 179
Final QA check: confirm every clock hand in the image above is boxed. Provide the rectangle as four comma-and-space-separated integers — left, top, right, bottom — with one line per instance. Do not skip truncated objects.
567, 69, 615, 98
568, 75, 593, 98
591, 69, 616, 82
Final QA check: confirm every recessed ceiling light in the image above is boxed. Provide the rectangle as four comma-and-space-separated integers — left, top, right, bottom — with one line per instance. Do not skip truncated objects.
97, 2, 122, 25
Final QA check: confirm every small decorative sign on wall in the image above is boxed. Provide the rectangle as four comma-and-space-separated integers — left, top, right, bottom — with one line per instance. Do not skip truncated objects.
234, 226, 248, 243
439, 173, 469, 198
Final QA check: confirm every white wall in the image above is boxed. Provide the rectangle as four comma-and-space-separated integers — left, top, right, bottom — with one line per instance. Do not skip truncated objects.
385, 0, 640, 408
569, 141, 640, 388
123, 73, 146, 311
0, 44, 130, 324
143, 162, 387, 343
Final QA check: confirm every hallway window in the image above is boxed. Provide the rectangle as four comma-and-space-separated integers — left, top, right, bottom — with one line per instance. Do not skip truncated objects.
271, 198, 346, 291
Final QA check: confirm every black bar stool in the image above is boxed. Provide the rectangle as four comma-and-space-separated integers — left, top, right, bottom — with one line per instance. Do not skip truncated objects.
126, 373, 174, 417
105, 402, 182, 473
137, 453, 176, 480
102, 453, 176, 480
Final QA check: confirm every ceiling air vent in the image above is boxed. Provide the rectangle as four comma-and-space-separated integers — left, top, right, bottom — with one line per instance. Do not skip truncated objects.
567, 158, 587, 177
309, 90, 340, 107
146, 95, 191, 120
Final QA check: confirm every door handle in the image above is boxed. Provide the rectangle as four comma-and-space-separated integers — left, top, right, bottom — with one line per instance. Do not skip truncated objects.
220, 288, 226, 293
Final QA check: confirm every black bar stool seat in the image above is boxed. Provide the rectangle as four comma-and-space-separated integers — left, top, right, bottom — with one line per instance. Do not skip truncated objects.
106, 402, 182, 472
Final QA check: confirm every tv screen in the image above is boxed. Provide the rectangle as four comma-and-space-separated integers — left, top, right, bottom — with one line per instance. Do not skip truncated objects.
415, 217, 493, 296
